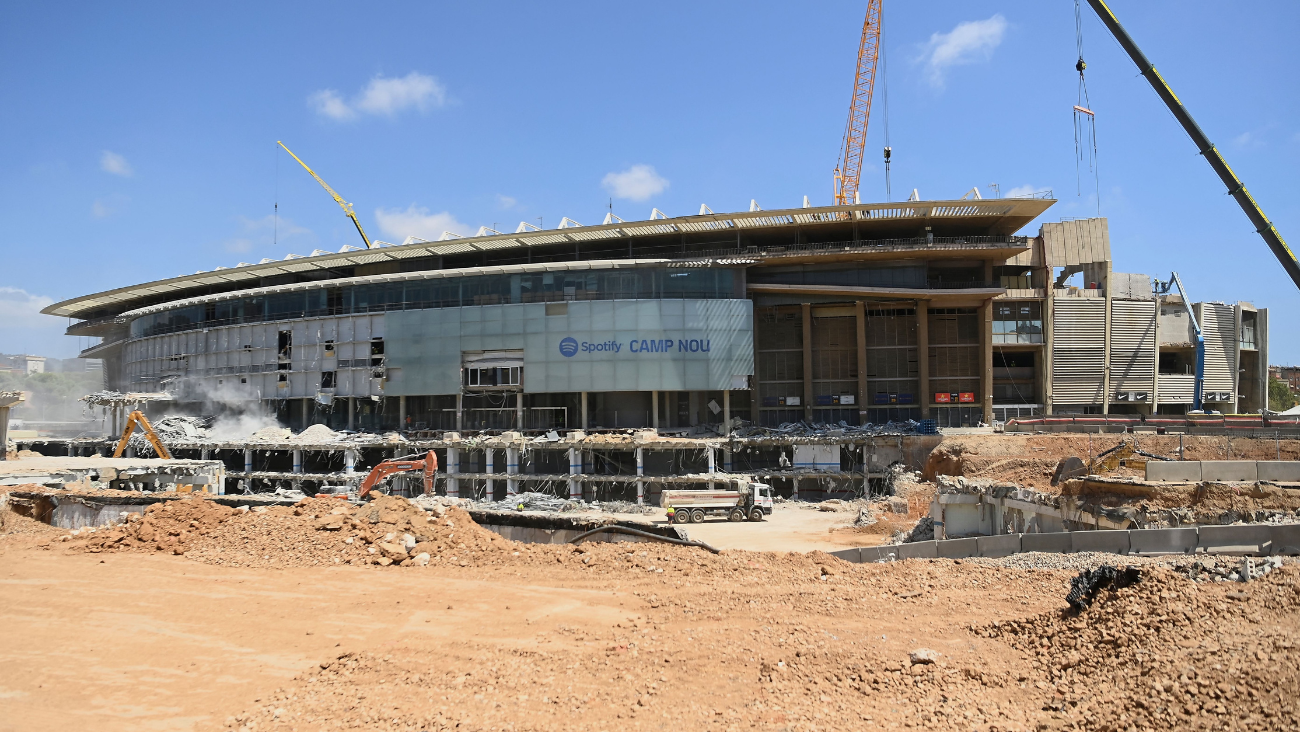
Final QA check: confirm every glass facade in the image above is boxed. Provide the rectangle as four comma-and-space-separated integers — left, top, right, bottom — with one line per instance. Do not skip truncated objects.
993, 301, 1044, 344
130, 267, 736, 338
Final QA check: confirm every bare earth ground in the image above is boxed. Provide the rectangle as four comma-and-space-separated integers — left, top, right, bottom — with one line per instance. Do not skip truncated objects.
3, 495, 1300, 732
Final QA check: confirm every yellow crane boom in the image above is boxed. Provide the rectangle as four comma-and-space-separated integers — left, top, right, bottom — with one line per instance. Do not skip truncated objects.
277, 141, 373, 249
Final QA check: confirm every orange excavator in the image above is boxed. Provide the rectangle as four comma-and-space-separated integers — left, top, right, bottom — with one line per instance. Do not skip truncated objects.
112, 410, 173, 459
358, 450, 439, 500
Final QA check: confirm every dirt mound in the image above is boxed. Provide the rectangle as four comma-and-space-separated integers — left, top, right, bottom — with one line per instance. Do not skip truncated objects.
71, 498, 239, 555
978, 565, 1300, 730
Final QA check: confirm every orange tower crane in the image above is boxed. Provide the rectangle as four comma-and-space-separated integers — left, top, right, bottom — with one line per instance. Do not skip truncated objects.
833, 0, 883, 206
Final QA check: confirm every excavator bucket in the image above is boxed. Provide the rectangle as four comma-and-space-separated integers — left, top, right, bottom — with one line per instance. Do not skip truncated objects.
1051, 456, 1087, 486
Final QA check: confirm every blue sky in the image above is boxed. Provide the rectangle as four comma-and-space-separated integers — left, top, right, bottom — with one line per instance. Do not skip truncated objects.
2, 0, 1297, 362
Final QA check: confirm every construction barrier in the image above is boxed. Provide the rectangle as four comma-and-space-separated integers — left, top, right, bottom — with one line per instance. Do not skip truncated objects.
831, 523, 1300, 564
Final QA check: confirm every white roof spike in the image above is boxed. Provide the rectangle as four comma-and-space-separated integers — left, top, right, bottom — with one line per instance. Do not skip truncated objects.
602, 211, 625, 225
558, 217, 582, 229
371, 241, 396, 248
699, 204, 713, 215
650, 208, 669, 220
749, 199, 762, 212
437, 231, 462, 241
515, 221, 541, 233
908, 188, 921, 202
475, 226, 503, 237
283, 254, 304, 260
802, 195, 811, 208
960, 187, 983, 200
310, 249, 331, 257
237, 262, 254, 267
400, 236, 431, 246
259, 258, 276, 264
338, 245, 364, 253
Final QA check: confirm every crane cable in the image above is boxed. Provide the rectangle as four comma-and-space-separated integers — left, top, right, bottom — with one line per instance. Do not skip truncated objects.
880, 9, 892, 203
1074, 0, 1100, 213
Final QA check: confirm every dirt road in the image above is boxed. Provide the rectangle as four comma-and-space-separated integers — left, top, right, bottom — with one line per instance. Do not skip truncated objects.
3, 496, 1299, 731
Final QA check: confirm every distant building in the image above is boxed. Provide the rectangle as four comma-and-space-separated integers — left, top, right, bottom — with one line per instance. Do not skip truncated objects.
0, 354, 46, 375
1272, 365, 1300, 392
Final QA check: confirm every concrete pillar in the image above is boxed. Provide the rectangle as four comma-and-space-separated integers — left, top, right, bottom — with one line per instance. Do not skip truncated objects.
580, 392, 588, 430
446, 446, 459, 498
652, 391, 659, 429
0, 406, 9, 460
516, 392, 525, 432
855, 301, 868, 424
636, 447, 645, 505
302, 398, 310, 431
802, 303, 814, 422
506, 445, 519, 496
1151, 298, 1161, 409
243, 448, 253, 474
292, 449, 303, 474
707, 447, 716, 490
917, 300, 930, 419
568, 447, 581, 501
484, 448, 494, 501
344, 449, 357, 474
1102, 261, 1113, 415
455, 392, 463, 431
982, 298, 994, 425
399, 395, 407, 430
722, 389, 731, 434
201, 448, 210, 461
347, 397, 355, 431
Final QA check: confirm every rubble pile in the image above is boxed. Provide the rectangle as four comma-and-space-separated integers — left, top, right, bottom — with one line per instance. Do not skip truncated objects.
734, 419, 924, 438
978, 565, 1300, 730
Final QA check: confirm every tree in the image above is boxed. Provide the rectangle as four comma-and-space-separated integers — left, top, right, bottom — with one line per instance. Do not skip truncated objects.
1269, 377, 1298, 412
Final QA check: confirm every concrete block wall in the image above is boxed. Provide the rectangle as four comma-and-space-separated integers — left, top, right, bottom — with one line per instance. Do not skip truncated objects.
832, 523, 1300, 564
1146, 460, 1300, 482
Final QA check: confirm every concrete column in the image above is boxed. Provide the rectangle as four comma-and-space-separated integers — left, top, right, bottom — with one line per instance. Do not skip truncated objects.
982, 298, 994, 425
455, 392, 463, 431
292, 449, 303, 474
484, 448, 494, 501
580, 392, 588, 430
722, 390, 731, 435
568, 446, 581, 501
516, 392, 525, 432
302, 398, 310, 431
651, 391, 659, 429
1151, 298, 1161, 410
1102, 261, 1113, 415
201, 448, 210, 461
1232, 304, 1243, 415
348, 397, 355, 431
506, 445, 519, 496
855, 301, 868, 424
792, 477, 799, 501
0, 406, 9, 460
801, 303, 814, 422
917, 300, 930, 419
344, 449, 357, 474
446, 446, 459, 498
399, 395, 407, 431
636, 447, 645, 505
707, 446, 716, 490
243, 448, 253, 474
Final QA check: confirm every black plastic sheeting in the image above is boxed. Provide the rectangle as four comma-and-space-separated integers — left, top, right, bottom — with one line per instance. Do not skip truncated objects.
1065, 565, 1142, 612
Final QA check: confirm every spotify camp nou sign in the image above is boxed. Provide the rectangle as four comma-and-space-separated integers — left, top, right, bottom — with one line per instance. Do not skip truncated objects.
558, 336, 713, 357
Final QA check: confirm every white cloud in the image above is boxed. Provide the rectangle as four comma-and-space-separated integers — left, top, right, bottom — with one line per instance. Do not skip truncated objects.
1005, 184, 1038, 198
0, 287, 75, 357
92, 199, 113, 218
920, 14, 1007, 87
375, 204, 468, 241
310, 72, 447, 120
100, 150, 133, 177
220, 215, 313, 255
601, 164, 669, 202
496, 194, 518, 209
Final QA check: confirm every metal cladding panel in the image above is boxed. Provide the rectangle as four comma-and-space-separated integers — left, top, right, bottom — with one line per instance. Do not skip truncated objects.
1052, 298, 1106, 404
1197, 303, 1237, 392
384, 299, 754, 396
1109, 300, 1156, 393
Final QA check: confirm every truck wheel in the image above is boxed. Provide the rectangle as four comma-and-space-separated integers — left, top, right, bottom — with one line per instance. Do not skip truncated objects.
672, 511, 690, 525
690, 509, 706, 524
728, 508, 745, 522
749, 508, 764, 522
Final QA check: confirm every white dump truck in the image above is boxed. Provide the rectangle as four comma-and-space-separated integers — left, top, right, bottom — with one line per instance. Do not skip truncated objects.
660, 480, 774, 524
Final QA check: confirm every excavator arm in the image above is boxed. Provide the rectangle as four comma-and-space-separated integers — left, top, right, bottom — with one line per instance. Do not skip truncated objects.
112, 410, 173, 459
358, 450, 439, 499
